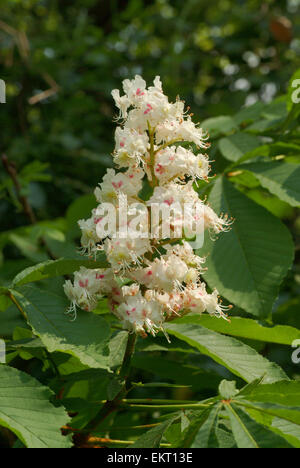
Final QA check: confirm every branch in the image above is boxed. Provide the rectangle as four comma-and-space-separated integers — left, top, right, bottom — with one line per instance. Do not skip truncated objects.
2, 153, 36, 224
1, 153, 57, 260
85, 333, 137, 433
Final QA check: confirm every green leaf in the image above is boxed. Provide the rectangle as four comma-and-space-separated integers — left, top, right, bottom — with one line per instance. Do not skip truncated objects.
219, 380, 239, 400
189, 405, 220, 448
8, 234, 48, 263
10, 285, 112, 370
200, 177, 294, 317
235, 381, 300, 447
172, 315, 300, 345
132, 417, 177, 448
239, 161, 300, 207
66, 194, 97, 239
238, 380, 300, 406
218, 133, 261, 162
234, 102, 265, 125
132, 354, 222, 391
108, 331, 128, 369
243, 187, 294, 219
0, 365, 71, 448
0, 293, 11, 312
12, 256, 108, 287
0, 304, 28, 338
271, 418, 300, 448
237, 400, 300, 447
166, 322, 287, 383
261, 98, 288, 121
224, 404, 259, 448
246, 118, 283, 134
225, 403, 289, 448
239, 401, 300, 425
201, 116, 238, 138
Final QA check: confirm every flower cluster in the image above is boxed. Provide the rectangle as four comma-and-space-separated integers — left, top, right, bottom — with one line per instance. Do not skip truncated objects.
64, 76, 232, 339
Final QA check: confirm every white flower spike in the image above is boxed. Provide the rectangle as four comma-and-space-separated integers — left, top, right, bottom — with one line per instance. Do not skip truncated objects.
64, 75, 233, 337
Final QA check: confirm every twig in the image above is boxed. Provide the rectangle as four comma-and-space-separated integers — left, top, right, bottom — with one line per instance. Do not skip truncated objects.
84, 333, 137, 433
84, 436, 171, 448
2, 153, 36, 224
1, 153, 57, 260
28, 74, 60, 105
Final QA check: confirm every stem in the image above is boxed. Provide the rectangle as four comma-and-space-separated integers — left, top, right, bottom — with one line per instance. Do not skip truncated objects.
119, 332, 137, 383
1, 153, 56, 260
86, 333, 137, 432
147, 121, 157, 187
121, 403, 212, 410
63, 422, 160, 433
1, 153, 36, 224
83, 437, 171, 448
121, 398, 196, 404
153, 138, 183, 155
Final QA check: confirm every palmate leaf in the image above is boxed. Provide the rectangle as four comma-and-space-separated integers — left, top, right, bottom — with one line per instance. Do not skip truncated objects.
171, 315, 300, 345
172, 408, 215, 448
237, 401, 300, 448
199, 177, 294, 318
231, 380, 300, 448
224, 403, 290, 448
189, 406, 220, 448
166, 322, 287, 383
241, 381, 300, 408
238, 401, 300, 426
183, 379, 300, 448
9, 285, 112, 370
12, 256, 109, 288
0, 365, 71, 448
132, 416, 178, 448
239, 161, 300, 207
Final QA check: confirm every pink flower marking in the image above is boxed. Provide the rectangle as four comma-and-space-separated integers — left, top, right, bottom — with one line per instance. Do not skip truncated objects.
79, 279, 89, 288
164, 197, 174, 206
144, 103, 153, 115
155, 164, 165, 174
112, 181, 123, 189
96, 273, 105, 280
112, 287, 121, 296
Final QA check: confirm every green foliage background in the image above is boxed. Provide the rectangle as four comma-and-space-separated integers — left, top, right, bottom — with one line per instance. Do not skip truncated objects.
0, 0, 300, 449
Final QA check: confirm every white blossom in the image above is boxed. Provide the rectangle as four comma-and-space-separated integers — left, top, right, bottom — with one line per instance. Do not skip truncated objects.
155, 117, 210, 149
114, 127, 149, 167
94, 167, 144, 204
64, 75, 233, 338
104, 233, 152, 272
154, 146, 210, 184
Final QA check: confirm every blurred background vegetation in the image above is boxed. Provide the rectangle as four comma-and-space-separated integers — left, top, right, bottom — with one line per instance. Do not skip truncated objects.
0, 0, 299, 228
